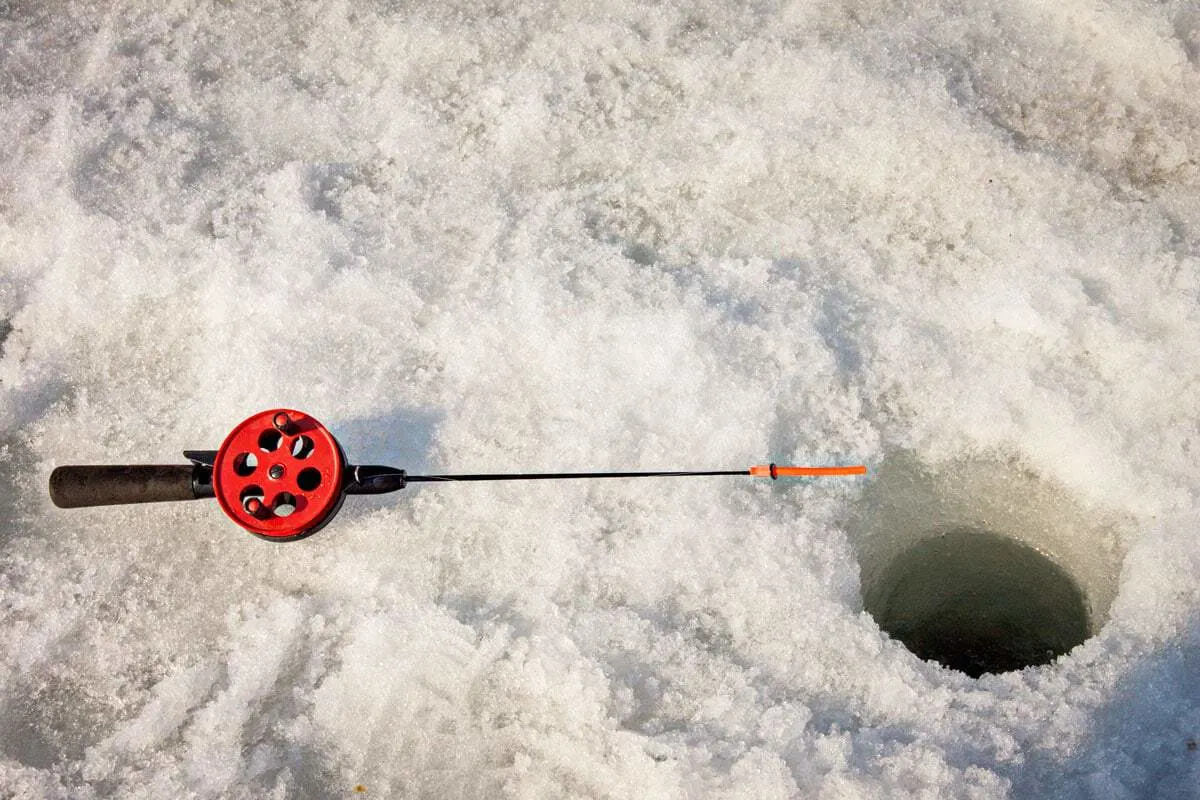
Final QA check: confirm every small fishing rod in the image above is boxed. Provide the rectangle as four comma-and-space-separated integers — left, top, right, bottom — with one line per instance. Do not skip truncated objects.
49, 409, 867, 542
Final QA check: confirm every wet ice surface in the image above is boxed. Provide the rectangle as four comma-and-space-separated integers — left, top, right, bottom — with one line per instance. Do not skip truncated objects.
2, 0, 1200, 796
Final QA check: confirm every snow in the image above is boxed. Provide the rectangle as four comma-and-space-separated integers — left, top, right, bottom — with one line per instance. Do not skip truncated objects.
1, 0, 1199, 796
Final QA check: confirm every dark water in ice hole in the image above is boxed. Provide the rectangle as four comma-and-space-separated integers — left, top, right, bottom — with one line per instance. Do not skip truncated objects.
864, 529, 1091, 677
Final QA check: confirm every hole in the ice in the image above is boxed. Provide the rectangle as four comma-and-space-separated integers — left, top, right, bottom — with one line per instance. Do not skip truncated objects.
851, 452, 1127, 678
864, 528, 1089, 677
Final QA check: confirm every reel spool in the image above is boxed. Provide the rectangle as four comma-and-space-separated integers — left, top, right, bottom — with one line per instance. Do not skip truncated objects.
212, 409, 345, 541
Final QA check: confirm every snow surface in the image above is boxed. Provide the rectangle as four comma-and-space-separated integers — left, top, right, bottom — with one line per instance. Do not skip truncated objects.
2, 0, 1200, 796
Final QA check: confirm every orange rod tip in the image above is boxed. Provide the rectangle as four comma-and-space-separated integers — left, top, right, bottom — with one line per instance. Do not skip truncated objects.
750, 463, 867, 479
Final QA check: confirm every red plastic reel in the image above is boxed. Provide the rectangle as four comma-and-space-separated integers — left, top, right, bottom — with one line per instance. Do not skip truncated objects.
213, 409, 345, 540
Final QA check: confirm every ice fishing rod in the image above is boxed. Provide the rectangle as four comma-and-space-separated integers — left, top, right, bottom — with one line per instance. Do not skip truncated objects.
49, 409, 867, 542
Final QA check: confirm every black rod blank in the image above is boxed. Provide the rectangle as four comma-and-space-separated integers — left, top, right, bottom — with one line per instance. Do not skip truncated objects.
406, 470, 748, 482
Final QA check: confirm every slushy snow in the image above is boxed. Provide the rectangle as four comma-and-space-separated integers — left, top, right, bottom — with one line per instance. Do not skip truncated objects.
1, 0, 1199, 796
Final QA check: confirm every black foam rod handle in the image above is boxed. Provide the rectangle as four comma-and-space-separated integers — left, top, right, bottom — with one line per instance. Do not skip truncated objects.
49, 465, 201, 508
